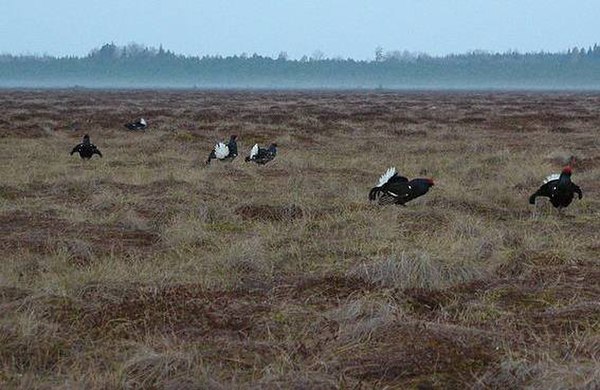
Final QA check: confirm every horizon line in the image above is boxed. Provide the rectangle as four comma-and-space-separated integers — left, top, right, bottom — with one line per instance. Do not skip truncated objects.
2, 42, 599, 61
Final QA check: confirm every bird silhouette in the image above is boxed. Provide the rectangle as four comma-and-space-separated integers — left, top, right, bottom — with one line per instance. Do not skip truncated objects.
206, 135, 238, 164
70, 134, 102, 159
369, 167, 434, 205
529, 166, 582, 210
245, 143, 277, 165
124, 118, 147, 131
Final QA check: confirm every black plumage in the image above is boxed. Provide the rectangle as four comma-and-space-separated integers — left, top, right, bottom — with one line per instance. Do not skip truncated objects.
529, 166, 582, 209
369, 167, 434, 205
245, 143, 277, 165
206, 135, 238, 165
227, 135, 238, 158
124, 118, 147, 131
70, 134, 102, 159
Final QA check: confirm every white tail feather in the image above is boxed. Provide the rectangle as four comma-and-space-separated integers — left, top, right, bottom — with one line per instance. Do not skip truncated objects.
214, 142, 229, 159
376, 167, 396, 187
543, 173, 560, 184
140, 118, 147, 126
250, 144, 259, 159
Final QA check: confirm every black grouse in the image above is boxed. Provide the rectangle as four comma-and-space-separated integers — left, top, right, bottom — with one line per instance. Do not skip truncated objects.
529, 166, 582, 209
245, 143, 277, 165
369, 167, 434, 205
206, 135, 238, 164
70, 134, 103, 159
124, 118, 147, 131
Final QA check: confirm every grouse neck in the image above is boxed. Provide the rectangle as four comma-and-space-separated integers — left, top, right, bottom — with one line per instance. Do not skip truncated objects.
558, 172, 571, 187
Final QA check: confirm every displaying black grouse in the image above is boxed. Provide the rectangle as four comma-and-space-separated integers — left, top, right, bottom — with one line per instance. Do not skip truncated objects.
70, 134, 103, 159
124, 118, 147, 131
529, 166, 582, 209
206, 135, 238, 164
369, 167, 434, 205
245, 143, 277, 165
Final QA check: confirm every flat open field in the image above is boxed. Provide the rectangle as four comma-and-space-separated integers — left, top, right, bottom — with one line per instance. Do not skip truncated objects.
0, 90, 599, 389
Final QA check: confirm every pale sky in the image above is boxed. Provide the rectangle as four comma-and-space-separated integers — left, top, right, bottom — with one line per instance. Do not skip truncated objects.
1, 0, 599, 59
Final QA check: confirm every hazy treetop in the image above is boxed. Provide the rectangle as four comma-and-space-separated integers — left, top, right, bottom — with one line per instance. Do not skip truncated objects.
2, 0, 600, 59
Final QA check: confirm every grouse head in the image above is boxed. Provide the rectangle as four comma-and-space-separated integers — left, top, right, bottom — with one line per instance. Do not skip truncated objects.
83, 134, 91, 144
561, 166, 572, 176
425, 178, 435, 186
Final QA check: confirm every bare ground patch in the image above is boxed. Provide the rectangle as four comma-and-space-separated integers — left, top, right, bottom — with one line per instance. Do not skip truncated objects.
0, 211, 159, 257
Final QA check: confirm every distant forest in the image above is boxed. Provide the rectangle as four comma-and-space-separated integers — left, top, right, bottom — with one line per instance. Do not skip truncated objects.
2, 43, 600, 89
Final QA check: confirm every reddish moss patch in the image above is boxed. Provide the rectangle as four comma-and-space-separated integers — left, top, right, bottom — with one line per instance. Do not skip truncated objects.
48, 284, 271, 339
0, 286, 30, 304
337, 322, 501, 387
403, 288, 454, 316
292, 274, 374, 301
236, 204, 304, 222
0, 185, 23, 200
0, 211, 159, 256
533, 302, 600, 332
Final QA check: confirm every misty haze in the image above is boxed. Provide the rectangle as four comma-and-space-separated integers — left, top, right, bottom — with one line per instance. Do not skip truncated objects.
2, 43, 600, 89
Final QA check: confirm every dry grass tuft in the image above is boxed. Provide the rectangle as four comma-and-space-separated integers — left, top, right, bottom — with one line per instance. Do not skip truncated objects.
348, 250, 483, 290
120, 348, 193, 389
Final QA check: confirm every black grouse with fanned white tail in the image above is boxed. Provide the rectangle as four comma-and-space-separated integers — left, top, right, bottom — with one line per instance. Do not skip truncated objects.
529, 166, 582, 209
70, 134, 103, 159
245, 143, 277, 165
369, 167, 434, 205
124, 118, 147, 131
206, 135, 238, 165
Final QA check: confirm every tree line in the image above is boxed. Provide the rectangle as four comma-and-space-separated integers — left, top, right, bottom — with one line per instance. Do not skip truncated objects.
1, 43, 600, 89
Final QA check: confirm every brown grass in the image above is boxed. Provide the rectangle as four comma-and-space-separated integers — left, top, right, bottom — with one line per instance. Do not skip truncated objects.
0, 90, 599, 388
